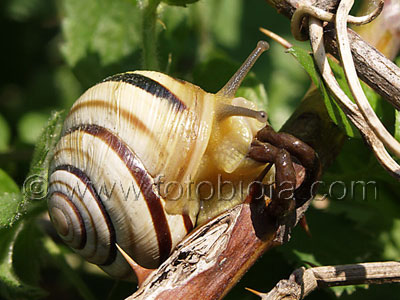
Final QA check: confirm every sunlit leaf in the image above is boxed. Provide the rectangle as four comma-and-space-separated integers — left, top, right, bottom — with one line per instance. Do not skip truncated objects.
288, 46, 359, 137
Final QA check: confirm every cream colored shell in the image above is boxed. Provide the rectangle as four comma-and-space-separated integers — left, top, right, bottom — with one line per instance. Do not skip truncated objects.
47, 70, 266, 281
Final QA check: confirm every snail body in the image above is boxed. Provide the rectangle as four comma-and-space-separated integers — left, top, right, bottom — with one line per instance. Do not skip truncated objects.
48, 42, 270, 281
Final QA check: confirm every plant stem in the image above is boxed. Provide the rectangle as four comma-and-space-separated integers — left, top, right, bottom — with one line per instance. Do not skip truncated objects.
141, 0, 161, 70
253, 262, 400, 300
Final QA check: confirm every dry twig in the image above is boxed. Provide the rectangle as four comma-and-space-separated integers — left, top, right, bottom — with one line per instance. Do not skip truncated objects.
336, 0, 400, 159
308, 17, 400, 178
265, 0, 400, 110
247, 261, 400, 300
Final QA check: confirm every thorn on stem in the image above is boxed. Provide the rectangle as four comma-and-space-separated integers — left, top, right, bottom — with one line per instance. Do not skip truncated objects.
245, 287, 266, 298
116, 243, 155, 286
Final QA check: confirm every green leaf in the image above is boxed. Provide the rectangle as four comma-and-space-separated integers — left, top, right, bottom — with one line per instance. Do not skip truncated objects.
287, 47, 319, 86
0, 169, 22, 229
0, 222, 46, 300
12, 220, 45, 287
61, 0, 141, 69
0, 169, 19, 194
0, 114, 10, 153
288, 46, 359, 138
0, 193, 22, 229
21, 111, 64, 215
0, 111, 62, 229
328, 57, 384, 119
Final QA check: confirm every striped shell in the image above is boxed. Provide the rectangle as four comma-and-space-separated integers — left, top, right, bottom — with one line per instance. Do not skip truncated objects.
47, 70, 265, 280
48, 71, 215, 279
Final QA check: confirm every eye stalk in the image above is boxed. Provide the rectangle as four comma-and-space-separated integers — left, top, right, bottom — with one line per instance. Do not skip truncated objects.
217, 104, 268, 123
217, 40, 269, 98
216, 40, 269, 123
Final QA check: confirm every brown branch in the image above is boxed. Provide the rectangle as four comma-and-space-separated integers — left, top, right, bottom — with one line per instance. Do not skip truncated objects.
265, 0, 400, 110
126, 197, 312, 300
249, 261, 400, 300
325, 28, 400, 110
127, 204, 279, 300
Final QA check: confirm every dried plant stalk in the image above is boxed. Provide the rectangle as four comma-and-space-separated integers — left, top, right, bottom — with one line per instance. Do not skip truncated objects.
265, 0, 400, 110
299, 2, 400, 178
249, 261, 400, 300
336, 0, 400, 159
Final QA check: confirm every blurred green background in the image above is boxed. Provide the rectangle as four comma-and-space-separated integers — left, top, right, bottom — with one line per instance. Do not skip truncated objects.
0, 0, 399, 299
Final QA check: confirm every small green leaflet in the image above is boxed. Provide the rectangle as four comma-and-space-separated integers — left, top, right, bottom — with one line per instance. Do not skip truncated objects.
288, 46, 360, 138
0, 222, 46, 300
61, 0, 141, 67
19, 111, 63, 222
0, 110, 64, 298
1, 111, 63, 229
0, 170, 21, 228
25, 111, 63, 183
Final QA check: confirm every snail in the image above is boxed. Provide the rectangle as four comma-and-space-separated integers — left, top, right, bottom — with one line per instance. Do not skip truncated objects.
47, 41, 319, 281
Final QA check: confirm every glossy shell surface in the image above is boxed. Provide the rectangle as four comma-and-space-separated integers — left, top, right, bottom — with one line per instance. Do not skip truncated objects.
48, 71, 215, 279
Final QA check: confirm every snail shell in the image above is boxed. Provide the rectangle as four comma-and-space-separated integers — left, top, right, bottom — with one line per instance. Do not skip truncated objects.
48, 41, 270, 281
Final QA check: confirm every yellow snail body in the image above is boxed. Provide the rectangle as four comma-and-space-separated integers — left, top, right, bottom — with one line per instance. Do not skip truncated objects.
47, 42, 272, 281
